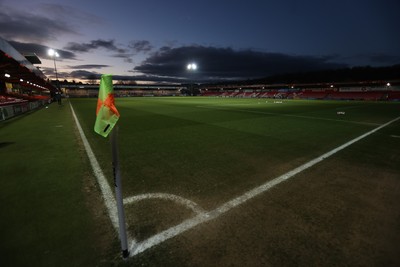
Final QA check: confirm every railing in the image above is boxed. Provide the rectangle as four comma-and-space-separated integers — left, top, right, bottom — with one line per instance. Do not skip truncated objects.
0, 99, 49, 121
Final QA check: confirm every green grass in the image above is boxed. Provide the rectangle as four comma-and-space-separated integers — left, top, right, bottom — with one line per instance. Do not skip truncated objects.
0, 102, 118, 266
71, 97, 398, 204
71, 97, 400, 266
1, 97, 400, 266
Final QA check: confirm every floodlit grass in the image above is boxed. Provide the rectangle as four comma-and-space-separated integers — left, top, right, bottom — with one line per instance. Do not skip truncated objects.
71, 98, 398, 205
71, 97, 400, 266
1, 97, 400, 266
0, 102, 118, 267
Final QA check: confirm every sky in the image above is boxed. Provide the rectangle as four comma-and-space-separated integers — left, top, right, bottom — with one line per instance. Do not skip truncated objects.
1, 0, 399, 84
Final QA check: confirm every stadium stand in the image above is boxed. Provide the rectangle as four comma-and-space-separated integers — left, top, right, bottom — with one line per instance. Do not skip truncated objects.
199, 84, 400, 102
297, 90, 330, 100
326, 91, 384, 101
388, 91, 400, 101
0, 37, 56, 120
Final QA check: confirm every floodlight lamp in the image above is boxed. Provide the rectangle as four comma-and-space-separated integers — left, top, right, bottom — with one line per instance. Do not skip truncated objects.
387, 82, 391, 86
187, 63, 197, 70
48, 49, 59, 57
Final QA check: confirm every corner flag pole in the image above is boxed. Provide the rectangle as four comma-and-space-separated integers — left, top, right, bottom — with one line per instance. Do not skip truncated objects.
94, 74, 129, 258
111, 126, 129, 258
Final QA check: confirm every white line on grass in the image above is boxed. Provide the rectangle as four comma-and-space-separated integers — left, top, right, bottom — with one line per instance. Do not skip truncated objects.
196, 105, 380, 126
69, 103, 133, 243
124, 193, 206, 215
130, 115, 400, 256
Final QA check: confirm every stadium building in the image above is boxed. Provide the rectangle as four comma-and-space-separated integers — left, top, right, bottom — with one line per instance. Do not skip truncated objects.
0, 37, 57, 120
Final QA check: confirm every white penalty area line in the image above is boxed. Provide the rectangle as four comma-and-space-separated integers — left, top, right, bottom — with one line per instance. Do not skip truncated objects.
130, 115, 400, 256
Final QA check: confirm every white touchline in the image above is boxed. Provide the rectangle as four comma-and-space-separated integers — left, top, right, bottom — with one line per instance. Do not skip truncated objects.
130, 115, 400, 256
69, 102, 134, 243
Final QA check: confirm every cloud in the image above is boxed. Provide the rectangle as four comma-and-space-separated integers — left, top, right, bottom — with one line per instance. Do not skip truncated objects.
134, 45, 347, 82
336, 53, 400, 67
37, 3, 102, 25
40, 66, 71, 80
64, 39, 135, 64
367, 53, 400, 65
66, 64, 110, 69
69, 70, 101, 80
111, 52, 134, 63
129, 40, 154, 54
0, 3, 82, 43
64, 39, 127, 53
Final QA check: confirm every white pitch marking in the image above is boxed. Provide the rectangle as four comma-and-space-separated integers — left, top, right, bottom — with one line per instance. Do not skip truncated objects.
130, 115, 400, 256
197, 105, 380, 126
391, 135, 400, 138
124, 193, 206, 215
69, 102, 134, 244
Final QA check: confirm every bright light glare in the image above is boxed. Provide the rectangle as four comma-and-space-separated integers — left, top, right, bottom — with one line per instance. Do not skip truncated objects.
187, 63, 197, 70
48, 49, 59, 57
387, 82, 391, 86
5, 73, 10, 78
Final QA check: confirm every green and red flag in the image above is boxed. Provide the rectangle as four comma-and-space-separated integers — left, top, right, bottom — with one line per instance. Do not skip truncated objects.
94, 74, 120, 137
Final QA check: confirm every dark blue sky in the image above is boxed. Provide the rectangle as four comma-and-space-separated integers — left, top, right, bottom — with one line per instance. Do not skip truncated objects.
1, 0, 399, 83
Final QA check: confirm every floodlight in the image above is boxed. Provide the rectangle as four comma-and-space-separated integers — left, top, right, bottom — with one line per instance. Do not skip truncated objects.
48, 48, 60, 89
48, 48, 59, 57
187, 63, 197, 70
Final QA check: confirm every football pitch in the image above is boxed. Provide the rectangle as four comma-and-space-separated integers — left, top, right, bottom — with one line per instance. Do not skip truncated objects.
2, 97, 400, 266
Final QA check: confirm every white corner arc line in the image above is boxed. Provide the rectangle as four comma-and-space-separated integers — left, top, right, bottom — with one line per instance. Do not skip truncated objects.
130, 115, 400, 256
124, 193, 206, 215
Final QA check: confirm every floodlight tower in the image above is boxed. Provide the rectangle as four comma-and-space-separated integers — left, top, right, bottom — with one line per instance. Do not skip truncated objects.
187, 63, 197, 96
48, 48, 60, 90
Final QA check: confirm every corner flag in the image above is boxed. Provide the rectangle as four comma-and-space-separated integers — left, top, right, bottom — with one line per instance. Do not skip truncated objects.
94, 74, 129, 258
94, 74, 120, 137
